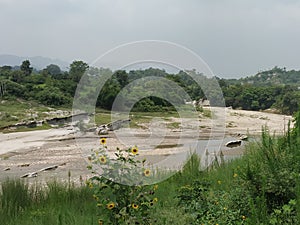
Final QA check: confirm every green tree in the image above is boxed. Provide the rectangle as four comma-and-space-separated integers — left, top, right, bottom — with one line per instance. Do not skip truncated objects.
2, 80, 26, 97
97, 78, 121, 109
44, 64, 61, 77
37, 86, 70, 106
11, 70, 24, 83
20, 60, 33, 76
0, 66, 12, 79
69, 60, 89, 82
115, 70, 128, 88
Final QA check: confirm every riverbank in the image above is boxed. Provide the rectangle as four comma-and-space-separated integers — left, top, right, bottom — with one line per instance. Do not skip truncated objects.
0, 108, 293, 182
1, 118, 299, 224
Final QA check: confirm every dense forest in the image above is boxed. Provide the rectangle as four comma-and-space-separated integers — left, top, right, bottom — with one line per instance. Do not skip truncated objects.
0, 60, 299, 115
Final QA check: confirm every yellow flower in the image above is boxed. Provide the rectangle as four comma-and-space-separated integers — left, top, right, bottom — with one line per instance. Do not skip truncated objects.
217, 180, 222, 185
98, 219, 103, 225
132, 203, 139, 209
89, 183, 93, 189
223, 207, 227, 210
107, 202, 115, 210
153, 185, 158, 190
143, 169, 151, 177
131, 146, 138, 155
100, 138, 107, 145
99, 155, 107, 164
153, 197, 158, 203
242, 215, 246, 220
233, 173, 238, 178
93, 194, 99, 201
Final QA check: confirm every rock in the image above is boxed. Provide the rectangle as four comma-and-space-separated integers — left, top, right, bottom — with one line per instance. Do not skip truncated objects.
3, 167, 10, 171
225, 140, 242, 148
21, 172, 38, 178
97, 125, 109, 135
239, 134, 248, 140
107, 119, 131, 131
18, 163, 30, 167
39, 165, 58, 172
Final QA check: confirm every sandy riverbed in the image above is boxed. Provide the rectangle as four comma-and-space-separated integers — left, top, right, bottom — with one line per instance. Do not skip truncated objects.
0, 107, 293, 182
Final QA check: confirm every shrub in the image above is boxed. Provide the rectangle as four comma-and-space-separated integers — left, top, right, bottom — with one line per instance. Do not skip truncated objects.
87, 138, 158, 224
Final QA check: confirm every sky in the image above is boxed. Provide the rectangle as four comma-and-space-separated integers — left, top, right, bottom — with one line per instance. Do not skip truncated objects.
1, 0, 300, 78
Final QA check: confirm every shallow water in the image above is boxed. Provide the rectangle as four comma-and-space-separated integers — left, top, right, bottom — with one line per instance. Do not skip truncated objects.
136, 136, 247, 170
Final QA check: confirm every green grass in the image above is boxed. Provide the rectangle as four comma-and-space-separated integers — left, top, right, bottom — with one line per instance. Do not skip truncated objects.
0, 99, 70, 129
1, 130, 299, 224
1, 110, 299, 224
94, 112, 112, 125
166, 122, 180, 129
0, 179, 97, 225
93, 110, 182, 129
0, 100, 204, 132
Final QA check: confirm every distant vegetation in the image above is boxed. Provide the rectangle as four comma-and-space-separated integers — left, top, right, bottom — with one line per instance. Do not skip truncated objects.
0, 60, 299, 115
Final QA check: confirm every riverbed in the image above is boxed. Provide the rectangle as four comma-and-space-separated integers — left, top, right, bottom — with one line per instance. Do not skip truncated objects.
0, 107, 293, 183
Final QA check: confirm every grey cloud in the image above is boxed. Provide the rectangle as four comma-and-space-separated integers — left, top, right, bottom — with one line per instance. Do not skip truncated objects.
0, 0, 300, 78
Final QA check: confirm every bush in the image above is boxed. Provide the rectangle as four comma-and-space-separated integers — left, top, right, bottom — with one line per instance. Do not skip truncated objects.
87, 138, 159, 224
36, 87, 71, 106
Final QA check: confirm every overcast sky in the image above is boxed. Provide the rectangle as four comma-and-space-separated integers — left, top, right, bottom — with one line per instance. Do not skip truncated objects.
1, 0, 300, 78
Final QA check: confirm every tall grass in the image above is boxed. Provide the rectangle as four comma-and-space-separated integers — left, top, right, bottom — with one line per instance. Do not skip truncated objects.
1, 111, 299, 224
0, 179, 97, 225
0, 179, 33, 219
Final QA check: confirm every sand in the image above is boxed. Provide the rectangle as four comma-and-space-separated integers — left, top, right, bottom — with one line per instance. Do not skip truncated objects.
0, 107, 293, 183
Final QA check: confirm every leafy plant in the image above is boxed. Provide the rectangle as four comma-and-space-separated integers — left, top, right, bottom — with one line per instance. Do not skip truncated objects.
269, 199, 298, 225
87, 138, 158, 224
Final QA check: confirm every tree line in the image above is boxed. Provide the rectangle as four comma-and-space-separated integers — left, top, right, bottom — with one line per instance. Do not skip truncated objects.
0, 60, 299, 115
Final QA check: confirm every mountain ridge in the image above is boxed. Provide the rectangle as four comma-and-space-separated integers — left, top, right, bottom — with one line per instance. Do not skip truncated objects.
0, 54, 70, 71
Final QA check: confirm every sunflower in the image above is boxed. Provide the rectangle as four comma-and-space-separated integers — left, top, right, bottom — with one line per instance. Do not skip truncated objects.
100, 138, 107, 145
99, 156, 107, 164
132, 203, 139, 209
106, 202, 115, 210
93, 194, 99, 201
131, 146, 138, 155
143, 169, 151, 177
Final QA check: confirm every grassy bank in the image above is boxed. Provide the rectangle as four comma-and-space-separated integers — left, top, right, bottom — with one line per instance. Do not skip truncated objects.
1, 112, 299, 224
1, 100, 212, 132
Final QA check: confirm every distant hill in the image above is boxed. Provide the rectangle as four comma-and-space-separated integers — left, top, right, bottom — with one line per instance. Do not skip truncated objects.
240, 67, 300, 86
0, 54, 70, 71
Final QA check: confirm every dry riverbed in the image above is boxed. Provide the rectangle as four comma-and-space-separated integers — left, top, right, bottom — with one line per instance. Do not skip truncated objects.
0, 107, 293, 183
